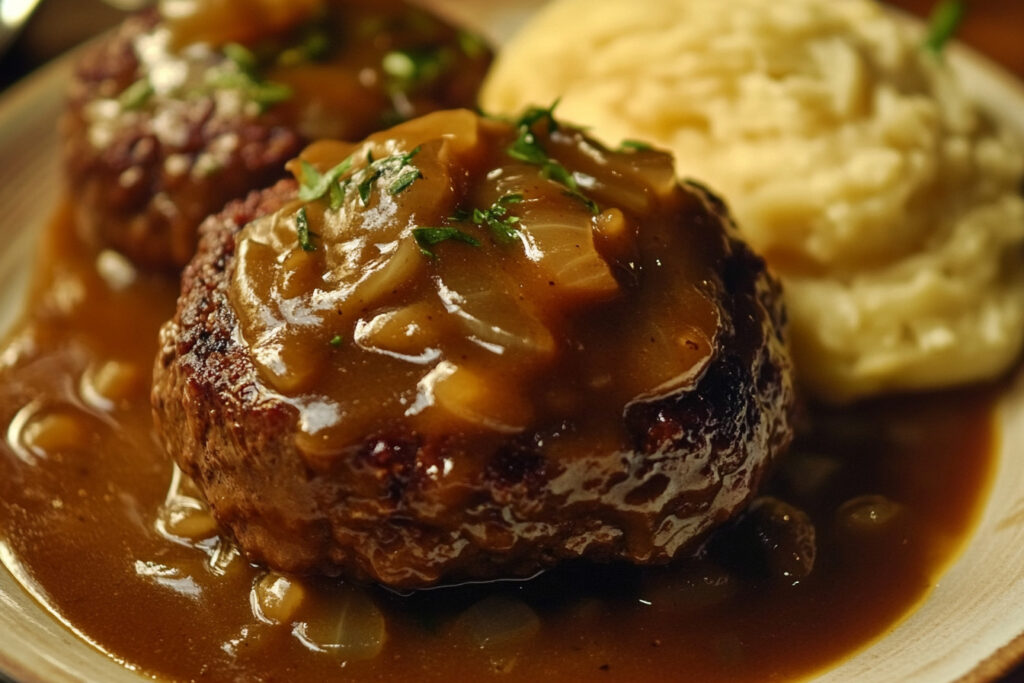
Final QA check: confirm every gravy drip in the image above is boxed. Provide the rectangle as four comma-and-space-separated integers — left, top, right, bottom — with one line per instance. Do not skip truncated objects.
0, 205, 997, 682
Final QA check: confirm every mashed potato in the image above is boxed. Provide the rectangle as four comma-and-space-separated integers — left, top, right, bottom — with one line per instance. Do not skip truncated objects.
481, 0, 1024, 402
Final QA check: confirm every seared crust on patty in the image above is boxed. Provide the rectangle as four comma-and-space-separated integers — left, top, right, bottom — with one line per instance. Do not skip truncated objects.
152, 175, 794, 588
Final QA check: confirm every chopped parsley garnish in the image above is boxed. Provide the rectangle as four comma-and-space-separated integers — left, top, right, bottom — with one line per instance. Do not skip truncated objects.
295, 207, 316, 252
508, 102, 560, 165
507, 102, 600, 215
357, 147, 421, 206
246, 80, 294, 110
208, 43, 293, 112
208, 70, 293, 113
471, 194, 524, 244
458, 31, 488, 59
924, 0, 966, 54
619, 139, 653, 152
277, 29, 331, 67
119, 78, 153, 111
459, 31, 488, 59
382, 48, 449, 92
357, 167, 383, 206
223, 43, 259, 75
329, 335, 344, 347
413, 227, 481, 258
298, 147, 422, 210
389, 168, 423, 196
422, 193, 526, 257
382, 51, 420, 81
299, 157, 354, 202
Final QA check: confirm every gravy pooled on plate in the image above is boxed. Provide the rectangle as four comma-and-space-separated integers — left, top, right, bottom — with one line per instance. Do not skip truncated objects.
0, 199, 996, 679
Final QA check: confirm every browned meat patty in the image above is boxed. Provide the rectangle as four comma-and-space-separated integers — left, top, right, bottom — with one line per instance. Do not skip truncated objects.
62, 1, 491, 269
152, 108, 795, 589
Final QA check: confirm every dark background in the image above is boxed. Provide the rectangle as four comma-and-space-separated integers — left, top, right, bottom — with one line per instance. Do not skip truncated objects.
0, 0, 1021, 681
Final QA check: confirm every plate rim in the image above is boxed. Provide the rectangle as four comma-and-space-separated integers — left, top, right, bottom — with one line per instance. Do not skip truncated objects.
0, 12, 1023, 683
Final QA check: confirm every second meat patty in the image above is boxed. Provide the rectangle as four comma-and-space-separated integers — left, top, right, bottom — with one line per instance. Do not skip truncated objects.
62, 0, 491, 269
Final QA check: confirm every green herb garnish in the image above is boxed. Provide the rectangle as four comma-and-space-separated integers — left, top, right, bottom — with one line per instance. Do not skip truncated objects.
299, 157, 354, 202
247, 81, 294, 109
413, 227, 481, 258
538, 163, 599, 214
389, 168, 423, 195
119, 78, 154, 111
328, 181, 345, 210
296, 207, 316, 252
507, 102, 600, 214
457, 31, 488, 59
471, 194, 524, 244
382, 50, 419, 81
329, 335, 343, 347
924, 0, 966, 54
207, 70, 293, 112
277, 29, 331, 67
356, 147, 421, 205
208, 43, 293, 112
299, 147, 422, 210
357, 168, 384, 206
382, 48, 449, 92
619, 139, 653, 152
508, 102, 560, 165
223, 43, 259, 74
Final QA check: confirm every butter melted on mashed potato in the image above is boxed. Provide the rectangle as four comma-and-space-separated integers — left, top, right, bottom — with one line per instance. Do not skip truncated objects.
482, 0, 1024, 402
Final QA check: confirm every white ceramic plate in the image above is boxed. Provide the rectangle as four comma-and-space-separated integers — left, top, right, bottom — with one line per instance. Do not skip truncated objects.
2, 3, 1024, 682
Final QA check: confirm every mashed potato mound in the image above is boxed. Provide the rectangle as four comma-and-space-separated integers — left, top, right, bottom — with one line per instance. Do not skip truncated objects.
482, 0, 1024, 402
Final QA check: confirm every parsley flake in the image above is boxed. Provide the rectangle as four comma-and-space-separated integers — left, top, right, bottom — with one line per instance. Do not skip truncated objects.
506, 102, 599, 215
382, 48, 449, 93
458, 31, 488, 59
329, 335, 344, 347
207, 70, 292, 112
299, 156, 355, 202
223, 43, 258, 75
298, 147, 423, 210
357, 168, 384, 206
295, 207, 316, 252
328, 181, 345, 210
389, 168, 423, 195
355, 146, 422, 205
619, 139, 653, 152
924, 0, 966, 54
119, 78, 154, 111
469, 193, 524, 244
278, 29, 331, 67
208, 43, 293, 112
413, 227, 481, 258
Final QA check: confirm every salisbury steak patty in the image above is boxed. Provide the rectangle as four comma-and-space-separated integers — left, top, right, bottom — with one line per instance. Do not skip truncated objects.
152, 109, 795, 588
62, 0, 491, 269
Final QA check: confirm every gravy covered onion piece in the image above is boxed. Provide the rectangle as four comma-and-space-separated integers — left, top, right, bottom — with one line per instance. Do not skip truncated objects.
62, 0, 491, 268
152, 108, 795, 588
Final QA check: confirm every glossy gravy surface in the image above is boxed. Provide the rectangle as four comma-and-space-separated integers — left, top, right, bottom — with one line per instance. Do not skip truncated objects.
231, 109, 714, 464
0, 205, 997, 681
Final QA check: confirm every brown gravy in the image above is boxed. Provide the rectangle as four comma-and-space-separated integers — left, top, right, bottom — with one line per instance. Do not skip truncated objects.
0, 203, 997, 681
